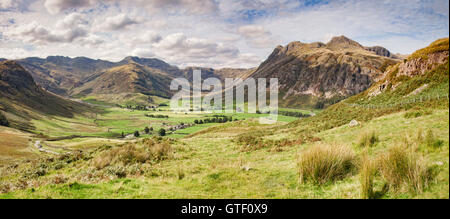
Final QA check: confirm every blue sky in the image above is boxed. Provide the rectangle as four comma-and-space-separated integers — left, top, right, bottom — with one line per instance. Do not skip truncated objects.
0, 0, 448, 68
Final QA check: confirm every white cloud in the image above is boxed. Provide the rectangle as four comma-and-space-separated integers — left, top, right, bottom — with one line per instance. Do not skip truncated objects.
44, 0, 94, 14
5, 12, 92, 44
0, 0, 14, 9
0, 0, 448, 68
131, 0, 218, 14
8, 21, 87, 43
131, 48, 155, 58
0, 0, 33, 11
237, 25, 277, 48
155, 33, 239, 59
100, 14, 139, 31
122, 31, 162, 45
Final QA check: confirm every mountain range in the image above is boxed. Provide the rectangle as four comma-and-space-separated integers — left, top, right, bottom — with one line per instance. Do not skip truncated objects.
1, 36, 403, 109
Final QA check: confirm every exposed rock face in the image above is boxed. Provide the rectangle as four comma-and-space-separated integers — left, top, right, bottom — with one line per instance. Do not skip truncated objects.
249, 36, 398, 106
397, 51, 449, 77
365, 46, 392, 58
368, 38, 449, 97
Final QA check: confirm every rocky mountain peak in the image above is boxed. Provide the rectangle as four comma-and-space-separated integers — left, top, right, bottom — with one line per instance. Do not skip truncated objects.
326, 35, 364, 50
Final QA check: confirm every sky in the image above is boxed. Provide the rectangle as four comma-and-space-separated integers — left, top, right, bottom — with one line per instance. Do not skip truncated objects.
0, 0, 449, 68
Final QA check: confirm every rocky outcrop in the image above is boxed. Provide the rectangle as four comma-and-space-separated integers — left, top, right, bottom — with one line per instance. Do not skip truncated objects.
365, 46, 392, 58
397, 51, 449, 77
368, 38, 449, 97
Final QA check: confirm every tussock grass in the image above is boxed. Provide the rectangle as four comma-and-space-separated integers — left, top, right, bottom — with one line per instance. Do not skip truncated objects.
424, 129, 444, 148
415, 128, 444, 150
92, 138, 172, 170
357, 131, 379, 148
298, 144, 356, 185
378, 145, 436, 194
359, 151, 377, 199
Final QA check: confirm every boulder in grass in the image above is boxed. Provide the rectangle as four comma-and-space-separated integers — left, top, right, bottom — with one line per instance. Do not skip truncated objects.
349, 120, 359, 127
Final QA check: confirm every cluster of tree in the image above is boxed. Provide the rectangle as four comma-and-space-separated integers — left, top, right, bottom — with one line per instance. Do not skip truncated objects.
0, 112, 9, 127
144, 126, 154, 134
145, 114, 169, 119
124, 105, 149, 111
194, 116, 234, 124
277, 111, 311, 118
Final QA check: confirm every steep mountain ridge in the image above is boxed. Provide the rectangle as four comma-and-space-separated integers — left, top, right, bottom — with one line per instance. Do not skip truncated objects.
0, 61, 91, 130
250, 35, 400, 108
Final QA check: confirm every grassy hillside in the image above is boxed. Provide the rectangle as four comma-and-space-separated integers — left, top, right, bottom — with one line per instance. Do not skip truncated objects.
0, 108, 447, 198
71, 64, 174, 104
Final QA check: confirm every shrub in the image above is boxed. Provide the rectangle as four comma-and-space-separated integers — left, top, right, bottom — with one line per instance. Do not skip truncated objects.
298, 144, 356, 185
134, 131, 140, 138
404, 110, 432, 119
0, 112, 9, 127
378, 145, 435, 193
158, 128, 166, 136
144, 127, 150, 134
357, 131, 379, 148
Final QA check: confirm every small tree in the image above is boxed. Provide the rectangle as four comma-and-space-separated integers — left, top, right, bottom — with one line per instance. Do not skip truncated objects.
150, 127, 154, 131
0, 112, 9, 127
121, 132, 125, 138
159, 128, 166, 136
144, 126, 150, 134
194, 119, 199, 124
199, 120, 204, 124
134, 131, 140, 137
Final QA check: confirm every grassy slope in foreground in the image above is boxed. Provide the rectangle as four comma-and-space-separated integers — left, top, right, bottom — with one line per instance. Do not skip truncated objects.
0, 109, 447, 199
